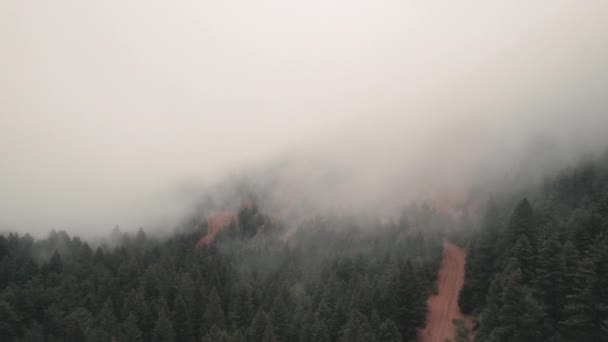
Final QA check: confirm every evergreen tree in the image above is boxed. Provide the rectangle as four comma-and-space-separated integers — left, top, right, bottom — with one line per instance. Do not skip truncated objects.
65, 307, 95, 335
232, 330, 247, 342
497, 268, 544, 342
173, 296, 193, 342
560, 239, 580, 303
476, 300, 500, 341
314, 298, 333, 325
201, 326, 230, 342
123, 312, 143, 342
143, 269, 161, 302
262, 320, 277, 342
287, 304, 305, 341
511, 234, 535, 285
337, 310, 373, 342
460, 202, 501, 314
48, 250, 63, 273
249, 307, 267, 342
136, 228, 147, 246
392, 262, 426, 340
204, 288, 226, 331
328, 299, 348, 340
297, 309, 314, 342
560, 253, 602, 341
23, 321, 44, 342
376, 319, 402, 342
97, 298, 119, 340
311, 320, 331, 342
153, 306, 175, 342
0, 301, 21, 338
269, 294, 290, 341
593, 237, 608, 339
507, 198, 536, 246
64, 319, 86, 342
133, 291, 152, 341
191, 286, 205, 339
534, 233, 564, 335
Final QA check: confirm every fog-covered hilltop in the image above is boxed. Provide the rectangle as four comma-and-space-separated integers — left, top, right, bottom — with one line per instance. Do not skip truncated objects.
0, 203, 451, 341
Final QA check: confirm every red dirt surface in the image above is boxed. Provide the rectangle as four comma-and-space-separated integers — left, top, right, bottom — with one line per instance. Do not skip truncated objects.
195, 210, 237, 246
418, 241, 471, 342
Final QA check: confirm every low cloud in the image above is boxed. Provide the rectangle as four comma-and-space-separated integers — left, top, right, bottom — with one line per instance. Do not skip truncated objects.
1, 1, 607, 236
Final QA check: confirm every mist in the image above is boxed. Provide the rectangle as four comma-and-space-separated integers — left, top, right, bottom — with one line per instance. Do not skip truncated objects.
1, 1, 608, 237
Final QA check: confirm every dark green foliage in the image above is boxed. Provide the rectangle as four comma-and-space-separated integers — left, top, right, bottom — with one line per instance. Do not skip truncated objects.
201, 325, 230, 342
123, 312, 143, 342
191, 286, 205, 338
475, 268, 544, 342
507, 198, 536, 246
64, 317, 86, 342
337, 310, 374, 342
204, 288, 226, 331
153, 306, 174, 342
560, 249, 608, 341
0, 300, 20, 338
261, 320, 277, 342
97, 298, 120, 340
328, 299, 348, 340
248, 307, 267, 342
459, 203, 501, 314
172, 296, 193, 342
510, 235, 534, 284
269, 294, 290, 341
377, 318, 403, 342
463, 154, 608, 341
47, 251, 63, 274
391, 262, 428, 340
496, 269, 544, 342
0, 205, 447, 342
533, 233, 564, 335
453, 318, 471, 342
311, 320, 331, 342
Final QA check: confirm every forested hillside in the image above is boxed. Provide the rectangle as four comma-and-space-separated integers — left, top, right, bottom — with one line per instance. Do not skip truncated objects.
0, 205, 448, 342
460, 153, 608, 341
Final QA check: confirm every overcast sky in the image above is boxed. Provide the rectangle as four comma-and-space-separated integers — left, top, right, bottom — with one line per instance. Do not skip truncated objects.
1, 1, 608, 236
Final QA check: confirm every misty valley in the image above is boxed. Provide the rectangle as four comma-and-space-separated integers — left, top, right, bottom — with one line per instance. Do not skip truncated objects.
0, 198, 444, 341
1, 153, 608, 342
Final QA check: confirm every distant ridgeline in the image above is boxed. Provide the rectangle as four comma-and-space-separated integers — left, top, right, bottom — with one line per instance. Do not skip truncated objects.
0, 199, 451, 341
460, 152, 608, 342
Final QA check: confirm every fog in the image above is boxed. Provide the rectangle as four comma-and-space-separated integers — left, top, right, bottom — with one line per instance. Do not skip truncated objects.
1, 1, 608, 236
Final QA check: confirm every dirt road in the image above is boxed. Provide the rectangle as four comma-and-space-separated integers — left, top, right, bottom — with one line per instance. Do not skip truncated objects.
418, 241, 469, 342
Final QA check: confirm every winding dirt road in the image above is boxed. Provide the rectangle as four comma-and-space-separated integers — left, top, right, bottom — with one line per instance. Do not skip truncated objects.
418, 241, 470, 342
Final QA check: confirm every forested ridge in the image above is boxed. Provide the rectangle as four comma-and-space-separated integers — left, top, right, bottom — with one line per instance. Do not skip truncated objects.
0, 204, 449, 341
460, 152, 608, 341
4, 152, 608, 342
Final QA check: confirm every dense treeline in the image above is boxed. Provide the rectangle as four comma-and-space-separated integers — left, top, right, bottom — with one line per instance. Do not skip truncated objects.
0, 204, 447, 341
461, 153, 608, 341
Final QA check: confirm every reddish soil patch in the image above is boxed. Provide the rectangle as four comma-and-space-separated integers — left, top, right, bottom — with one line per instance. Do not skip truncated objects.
418, 241, 471, 342
196, 210, 237, 246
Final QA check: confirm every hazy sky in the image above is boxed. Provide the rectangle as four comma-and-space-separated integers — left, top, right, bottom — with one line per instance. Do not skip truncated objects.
2, 1, 608, 236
